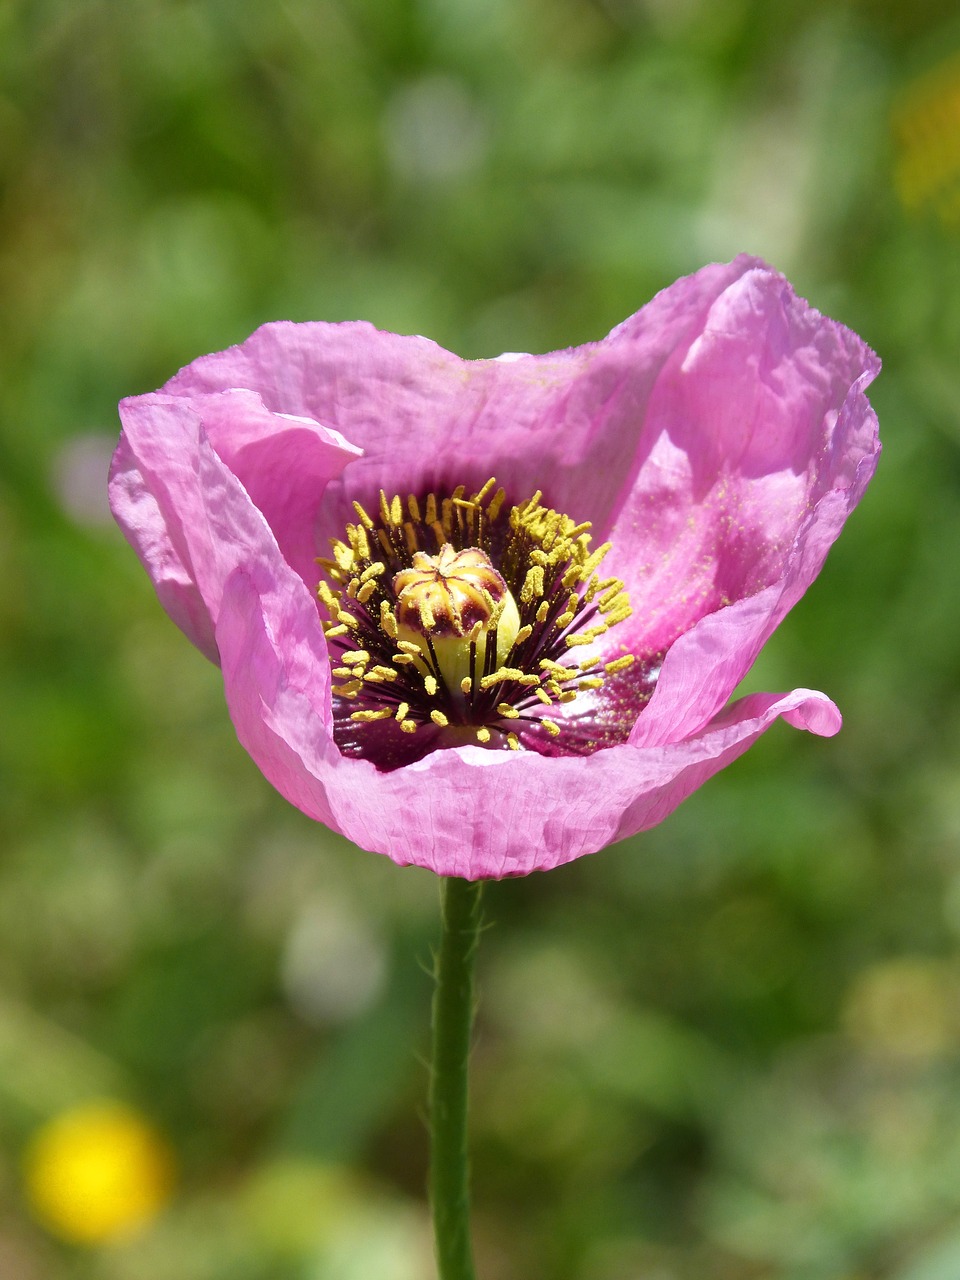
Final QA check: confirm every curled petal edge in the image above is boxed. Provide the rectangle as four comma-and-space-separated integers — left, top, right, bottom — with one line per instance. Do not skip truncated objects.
215, 564, 841, 880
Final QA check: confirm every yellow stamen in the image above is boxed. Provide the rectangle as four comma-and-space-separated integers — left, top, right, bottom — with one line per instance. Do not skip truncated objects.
605, 654, 635, 674
332, 541, 354, 572
566, 626, 609, 647
364, 666, 398, 682
598, 581, 625, 609
479, 666, 526, 690
486, 487, 506, 521
580, 542, 612, 577
539, 659, 575, 679
380, 601, 399, 639
521, 565, 544, 603
352, 500, 375, 530
430, 710, 449, 727
332, 681, 362, 697
353, 524, 371, 560
604, 604, 633, 625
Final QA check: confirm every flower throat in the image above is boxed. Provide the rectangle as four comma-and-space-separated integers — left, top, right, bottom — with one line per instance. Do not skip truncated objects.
317, 479, 636, 769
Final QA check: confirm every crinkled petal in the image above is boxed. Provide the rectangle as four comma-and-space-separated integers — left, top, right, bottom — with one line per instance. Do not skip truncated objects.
630, 479, 872, 749
183, 390, 362, 590
605, 266, 880, 744
160, 258, 769, 550
109, 433, 219, 662
215, 564, 840, 879
110, 390, 359, 653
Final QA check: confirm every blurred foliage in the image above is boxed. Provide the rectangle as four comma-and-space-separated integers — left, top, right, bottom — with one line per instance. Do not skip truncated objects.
2, 0, 960, 1276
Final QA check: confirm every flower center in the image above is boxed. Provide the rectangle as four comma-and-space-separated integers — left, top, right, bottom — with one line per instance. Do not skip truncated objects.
317, 479, 641, 768
393, 545, 521, 703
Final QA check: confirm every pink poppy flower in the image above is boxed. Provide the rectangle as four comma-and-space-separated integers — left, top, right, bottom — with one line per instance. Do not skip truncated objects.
109, 256, 880, 879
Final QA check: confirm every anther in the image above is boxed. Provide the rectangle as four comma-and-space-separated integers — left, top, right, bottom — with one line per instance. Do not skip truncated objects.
352, 501, 375, 530
380, 601, 399, 639
364, 666, 398, 682
521, 566, 544, 603
605, 655, 635, 674
332, 680, 362, 697
486, 488, 506, 521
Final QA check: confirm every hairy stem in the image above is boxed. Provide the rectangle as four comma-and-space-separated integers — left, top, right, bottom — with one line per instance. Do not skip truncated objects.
430, 875, 484, 1280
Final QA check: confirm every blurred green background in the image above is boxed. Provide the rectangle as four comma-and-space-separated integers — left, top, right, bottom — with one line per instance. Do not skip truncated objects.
2, 0, 960, 1276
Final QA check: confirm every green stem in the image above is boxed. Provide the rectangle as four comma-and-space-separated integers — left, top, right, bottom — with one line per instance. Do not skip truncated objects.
430, 875, 484, 1280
